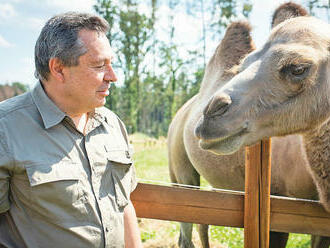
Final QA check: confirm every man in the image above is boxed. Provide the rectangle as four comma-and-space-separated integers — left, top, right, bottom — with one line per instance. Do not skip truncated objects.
0, 12, 142, 248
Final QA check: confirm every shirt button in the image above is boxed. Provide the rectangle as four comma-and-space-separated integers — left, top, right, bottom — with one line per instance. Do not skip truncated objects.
125, 151, 130, 159
98, 196, 102, 201
106, 227, 109, 232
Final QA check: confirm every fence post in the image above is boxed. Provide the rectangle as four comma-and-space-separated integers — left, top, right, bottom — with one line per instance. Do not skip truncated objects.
244, 138, 271, 248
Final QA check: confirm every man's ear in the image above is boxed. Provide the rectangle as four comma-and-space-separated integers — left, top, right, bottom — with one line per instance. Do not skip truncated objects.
48, 58, 65, 82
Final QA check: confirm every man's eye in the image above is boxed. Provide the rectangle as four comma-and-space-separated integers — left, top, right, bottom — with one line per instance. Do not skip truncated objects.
95, 64, 105, 68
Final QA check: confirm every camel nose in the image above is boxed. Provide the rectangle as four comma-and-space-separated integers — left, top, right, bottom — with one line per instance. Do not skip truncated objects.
203, 93, 232, 118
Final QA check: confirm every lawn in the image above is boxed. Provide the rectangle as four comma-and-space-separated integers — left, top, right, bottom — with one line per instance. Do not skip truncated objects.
130, 133, 311, 248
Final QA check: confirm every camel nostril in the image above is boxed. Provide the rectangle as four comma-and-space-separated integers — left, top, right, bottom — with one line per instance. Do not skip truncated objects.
194, 125, 201, 139
204, 93, 232, 117
194, 117, 204, 139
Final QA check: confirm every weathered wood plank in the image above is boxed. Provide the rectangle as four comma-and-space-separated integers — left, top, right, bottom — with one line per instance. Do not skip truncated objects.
260, 139, 271, 248
131, 183, 330, 237
244, 142, 261, 248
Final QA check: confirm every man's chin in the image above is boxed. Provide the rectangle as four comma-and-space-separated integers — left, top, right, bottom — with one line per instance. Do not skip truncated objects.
95, 97, 107, 107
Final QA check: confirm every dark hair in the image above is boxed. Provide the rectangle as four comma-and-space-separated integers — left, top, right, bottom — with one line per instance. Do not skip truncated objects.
34, 12, 109, 81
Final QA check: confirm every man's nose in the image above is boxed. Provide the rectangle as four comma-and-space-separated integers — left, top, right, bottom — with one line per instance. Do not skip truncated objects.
105, 65, 117, 82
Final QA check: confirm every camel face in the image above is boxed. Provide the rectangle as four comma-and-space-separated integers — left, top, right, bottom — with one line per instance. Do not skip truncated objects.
195, 16, 330, 155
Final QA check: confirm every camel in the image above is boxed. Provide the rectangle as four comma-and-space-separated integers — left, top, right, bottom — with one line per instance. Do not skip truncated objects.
193, 3, 330, 248
168, 2, 329, 248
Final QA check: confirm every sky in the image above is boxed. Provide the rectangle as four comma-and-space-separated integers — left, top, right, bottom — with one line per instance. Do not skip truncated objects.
0, 0, 328, 88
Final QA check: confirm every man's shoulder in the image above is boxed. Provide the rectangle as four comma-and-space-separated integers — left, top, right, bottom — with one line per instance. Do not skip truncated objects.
0, 92, 33, 120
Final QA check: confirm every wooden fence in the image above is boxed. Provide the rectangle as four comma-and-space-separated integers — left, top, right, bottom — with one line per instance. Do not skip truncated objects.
131, 139, 330, 248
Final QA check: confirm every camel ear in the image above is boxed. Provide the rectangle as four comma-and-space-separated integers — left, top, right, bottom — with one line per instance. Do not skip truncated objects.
271, 2, 308, 28
215, 21, 255, 78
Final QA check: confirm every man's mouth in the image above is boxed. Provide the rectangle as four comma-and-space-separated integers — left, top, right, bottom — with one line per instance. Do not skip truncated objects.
97, 89, 109, 96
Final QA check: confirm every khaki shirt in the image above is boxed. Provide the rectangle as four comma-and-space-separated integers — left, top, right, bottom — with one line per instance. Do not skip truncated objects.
0, 82, 137, 248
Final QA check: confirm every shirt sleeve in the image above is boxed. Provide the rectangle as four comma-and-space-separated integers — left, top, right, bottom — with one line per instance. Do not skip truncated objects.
0, 132, 11, 213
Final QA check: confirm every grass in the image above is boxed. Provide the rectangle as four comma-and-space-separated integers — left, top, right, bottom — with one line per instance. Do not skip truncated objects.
131, 135, 311, 248
134, 146, 169, 183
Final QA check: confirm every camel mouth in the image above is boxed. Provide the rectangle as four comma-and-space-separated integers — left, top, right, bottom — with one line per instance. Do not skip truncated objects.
199, 127, 248, 155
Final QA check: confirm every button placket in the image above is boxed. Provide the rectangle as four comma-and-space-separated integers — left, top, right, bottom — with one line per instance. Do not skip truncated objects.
84, 134, 109, 244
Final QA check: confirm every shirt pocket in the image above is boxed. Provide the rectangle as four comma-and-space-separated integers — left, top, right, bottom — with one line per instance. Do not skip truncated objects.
25, 161, 88, 222
107, 150, 133, 210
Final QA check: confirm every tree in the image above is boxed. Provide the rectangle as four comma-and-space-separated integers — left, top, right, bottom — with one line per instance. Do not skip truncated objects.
94, 0, 253, 136
307, 0, 330, 21
0, 82, 28, 101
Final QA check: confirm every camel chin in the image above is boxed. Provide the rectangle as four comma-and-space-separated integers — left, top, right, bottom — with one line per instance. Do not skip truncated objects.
199, 133, 246, 155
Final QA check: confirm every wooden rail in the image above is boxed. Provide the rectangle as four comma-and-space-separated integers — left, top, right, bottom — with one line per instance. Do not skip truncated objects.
131, 182, 330, 237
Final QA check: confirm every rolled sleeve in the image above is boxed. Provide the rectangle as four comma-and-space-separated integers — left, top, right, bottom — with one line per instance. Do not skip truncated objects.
0, 133, 11, 213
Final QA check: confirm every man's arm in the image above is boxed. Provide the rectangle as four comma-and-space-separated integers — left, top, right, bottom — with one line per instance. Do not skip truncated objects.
124, 202, 142, 248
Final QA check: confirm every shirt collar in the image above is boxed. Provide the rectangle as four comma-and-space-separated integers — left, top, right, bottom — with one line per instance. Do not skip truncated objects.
31, 81, 66, 129
93, 107, 107, 123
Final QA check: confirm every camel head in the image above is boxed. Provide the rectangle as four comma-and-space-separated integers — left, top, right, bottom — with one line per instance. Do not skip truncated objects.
195, 5, 330, 155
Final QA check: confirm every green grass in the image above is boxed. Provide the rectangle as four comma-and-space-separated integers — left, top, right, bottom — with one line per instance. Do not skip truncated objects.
129, 132, 152, 141
133, 146, 169, 183
141, 230, 156, 242
131, 135, 312, 247
287, 234, 310, 248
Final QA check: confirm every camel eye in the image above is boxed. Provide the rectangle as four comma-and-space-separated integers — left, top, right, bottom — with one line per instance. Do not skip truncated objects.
291, 64, 308, 76
280, 63, 311, 81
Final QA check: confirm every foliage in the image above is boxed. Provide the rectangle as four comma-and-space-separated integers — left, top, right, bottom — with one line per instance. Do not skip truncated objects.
94, 0, 326, 138
0, 82, 28, 101
11, 82, 29, 92
94, 0, 252, 137
307, 0, 330, 18
140, 230, 156, 242
287, 233, 310, 248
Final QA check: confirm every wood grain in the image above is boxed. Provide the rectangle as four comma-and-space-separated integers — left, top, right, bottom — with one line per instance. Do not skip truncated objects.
131, 183, 330, 237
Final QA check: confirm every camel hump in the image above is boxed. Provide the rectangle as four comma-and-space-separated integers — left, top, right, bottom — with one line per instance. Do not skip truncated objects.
216, 21, 255, 75
271, 2, 308, 28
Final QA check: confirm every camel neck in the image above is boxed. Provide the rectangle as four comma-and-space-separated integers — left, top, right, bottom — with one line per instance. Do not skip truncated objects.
302, 121, 330, 209
303, 121, 330, 168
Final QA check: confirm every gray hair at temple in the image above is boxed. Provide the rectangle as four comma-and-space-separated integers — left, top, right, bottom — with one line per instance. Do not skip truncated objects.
34, 12, 109, 81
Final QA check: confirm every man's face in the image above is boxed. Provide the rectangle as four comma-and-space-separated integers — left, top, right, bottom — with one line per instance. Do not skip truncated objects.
62, 29, 117, 113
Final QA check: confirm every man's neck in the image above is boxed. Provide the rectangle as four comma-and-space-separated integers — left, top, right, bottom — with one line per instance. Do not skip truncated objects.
41, 80, 90, 134
70, 113, 88, 134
